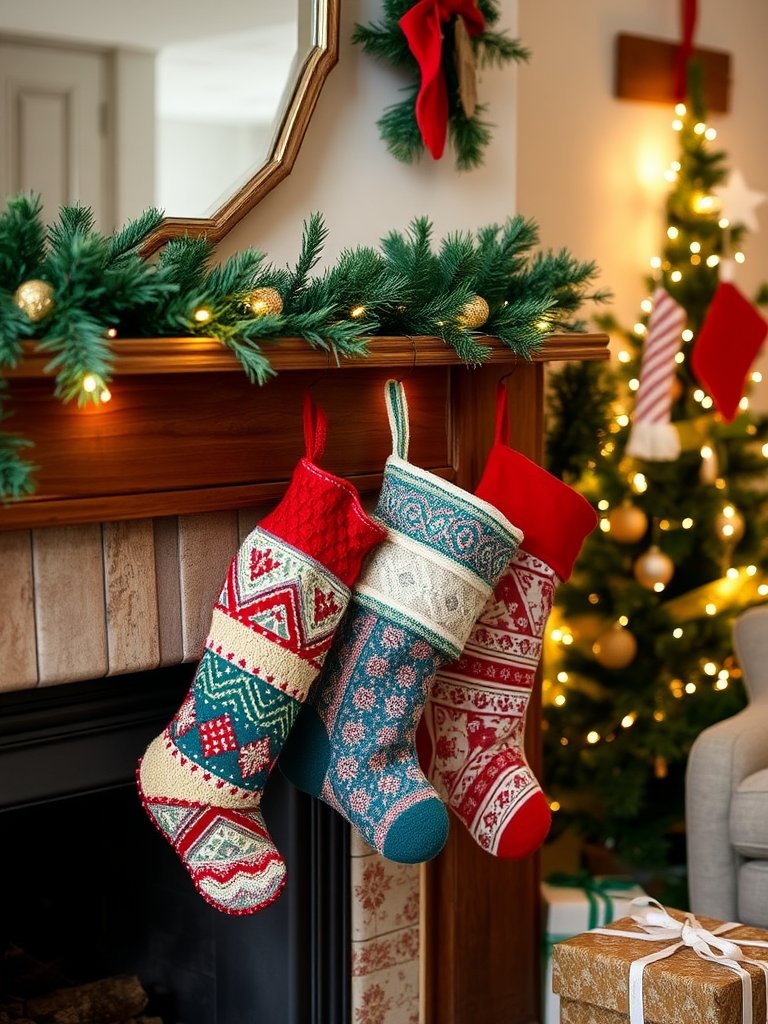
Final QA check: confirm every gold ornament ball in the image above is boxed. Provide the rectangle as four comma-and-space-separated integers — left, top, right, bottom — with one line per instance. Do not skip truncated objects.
714, 506, 745, 544
634, 545, 675, 590
245, 287, 283, 317
592, 625, 638, 669
608, 501, 648, 544
457, 295, 490, 329
14, 279, 54, 322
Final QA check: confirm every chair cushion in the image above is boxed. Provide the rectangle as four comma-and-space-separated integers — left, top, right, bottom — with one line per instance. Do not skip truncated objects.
738, 860, 768, 929
730, 768, 768, 858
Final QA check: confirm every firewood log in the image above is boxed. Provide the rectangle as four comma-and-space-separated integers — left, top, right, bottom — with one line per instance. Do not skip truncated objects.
25, 975, 148, 1024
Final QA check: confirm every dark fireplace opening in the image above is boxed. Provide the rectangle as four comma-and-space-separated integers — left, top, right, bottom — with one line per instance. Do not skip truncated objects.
0, 670, 349, 1024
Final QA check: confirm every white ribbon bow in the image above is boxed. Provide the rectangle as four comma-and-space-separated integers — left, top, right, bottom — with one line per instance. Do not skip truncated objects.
590, 897, 768, 1024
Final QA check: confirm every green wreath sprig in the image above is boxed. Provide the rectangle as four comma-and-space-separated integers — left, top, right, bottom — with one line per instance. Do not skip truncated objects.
353, 0, 529, 170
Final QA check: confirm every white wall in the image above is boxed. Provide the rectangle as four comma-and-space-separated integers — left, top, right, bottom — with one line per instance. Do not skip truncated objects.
219, 0, 520, 265
516, 0, 768, 399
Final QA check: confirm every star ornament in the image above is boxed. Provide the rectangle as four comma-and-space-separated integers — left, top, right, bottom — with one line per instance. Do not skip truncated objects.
714, 169, 766, 232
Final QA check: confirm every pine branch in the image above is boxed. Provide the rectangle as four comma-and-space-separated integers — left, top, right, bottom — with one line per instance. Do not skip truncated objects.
378, 92, 425, 164
108, 208, 165, 259
0, 193, 46, 288
286, 213, 329, 300
447, 107, 493, 171
475, 31, 530, 67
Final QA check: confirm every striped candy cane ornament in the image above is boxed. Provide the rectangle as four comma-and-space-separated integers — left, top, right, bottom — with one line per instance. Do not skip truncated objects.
626, 288, 686, 461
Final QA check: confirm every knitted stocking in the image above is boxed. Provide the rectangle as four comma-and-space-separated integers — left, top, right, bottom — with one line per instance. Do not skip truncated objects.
280, 380, 522, 863
418, 382, 597, 858
137, 397, 385, 914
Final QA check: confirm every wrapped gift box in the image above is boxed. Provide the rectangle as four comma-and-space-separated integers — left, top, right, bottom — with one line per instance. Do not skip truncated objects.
541, 875, 648, 1024
552, 907, 768, 1024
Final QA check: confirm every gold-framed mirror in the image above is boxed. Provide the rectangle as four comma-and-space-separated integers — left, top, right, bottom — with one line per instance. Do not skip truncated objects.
0, 0, 339, 251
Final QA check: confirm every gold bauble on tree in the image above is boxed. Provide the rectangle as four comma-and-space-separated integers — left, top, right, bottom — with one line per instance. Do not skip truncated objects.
13, 279, 54, 322
592, 624, 638, 669
608, 501, 648, 544
634, 545, 675, 590
245, 287, 283, 317
457, 295, 490, 329
714, 504, 745, 544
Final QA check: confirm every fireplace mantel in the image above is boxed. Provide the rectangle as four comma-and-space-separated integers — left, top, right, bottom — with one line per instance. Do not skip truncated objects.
2, 333, 607, 531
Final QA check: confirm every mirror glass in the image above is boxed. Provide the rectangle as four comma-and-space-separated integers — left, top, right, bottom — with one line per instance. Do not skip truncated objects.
0, 0, 309, 229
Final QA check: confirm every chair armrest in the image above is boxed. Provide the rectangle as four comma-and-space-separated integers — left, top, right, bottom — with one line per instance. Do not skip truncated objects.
686, 700, 768, 920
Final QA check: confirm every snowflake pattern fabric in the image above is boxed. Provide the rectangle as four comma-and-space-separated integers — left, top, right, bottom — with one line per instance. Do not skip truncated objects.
280, 431, 521, 863
420, 550, 557, 857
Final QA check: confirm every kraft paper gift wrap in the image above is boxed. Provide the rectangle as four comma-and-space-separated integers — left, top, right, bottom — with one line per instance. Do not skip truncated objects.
542, 875, 647, 1024
552, 907, 768, 1024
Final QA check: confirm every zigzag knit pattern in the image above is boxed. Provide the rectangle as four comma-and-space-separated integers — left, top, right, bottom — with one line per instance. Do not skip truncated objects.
138, 457, 385, 915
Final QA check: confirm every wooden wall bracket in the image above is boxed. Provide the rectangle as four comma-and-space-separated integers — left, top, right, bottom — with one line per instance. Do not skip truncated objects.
615, 32, 731, 112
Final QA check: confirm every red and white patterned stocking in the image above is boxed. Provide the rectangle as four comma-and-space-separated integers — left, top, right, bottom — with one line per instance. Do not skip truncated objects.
418, 382, 597, 858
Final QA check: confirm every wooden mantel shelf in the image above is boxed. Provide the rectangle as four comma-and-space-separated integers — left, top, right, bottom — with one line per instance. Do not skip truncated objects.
5, 332, 608, 378
2, 332, 607, 531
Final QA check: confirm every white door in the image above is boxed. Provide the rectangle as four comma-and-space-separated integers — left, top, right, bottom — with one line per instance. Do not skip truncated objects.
0, 37, 112, 229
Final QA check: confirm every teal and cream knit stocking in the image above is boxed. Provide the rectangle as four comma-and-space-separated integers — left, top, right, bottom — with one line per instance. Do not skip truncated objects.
279, 380, 522, 863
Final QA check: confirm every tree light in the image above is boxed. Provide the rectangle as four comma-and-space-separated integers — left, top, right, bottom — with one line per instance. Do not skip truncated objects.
690, 241, 701, 253
672, 118, 683, 131
650, 256, 662, 270
705, 603, 718, 615
621, 713, 636, 728
550, 629, 563, 642
634, 322, 646, 335
759, 584, 768, 596
616, 414, 629, 427
673, 627, 684, 638
100, 388, 112, 403
726, 567, 739, 580
735, 252, 746, 264
653, 582, 666, 593
703, 661, 717, 676
682, 517, 694, 529
762, 443, 768, 458
618, 350, 631, 363
739, 396, 750, 410
700, 445, 713, 459
629, 378, 640, 391
693, 195, 716, 213
685, 682, 697, 694
706, 254, 720, 267
705, 127, 717, 141
752, 371, 763, 383
554, 694, 566, 707
746, 565, 758, 576
600, 518, 611, 533
618, 615, 629, 626
82, 375, 98, 393
641, 298, 653, 313
631, 472, 648, 493
586, 731, 600, 744
719, 218, 730, 229
675, 351, 686, 364
550, 800, 561, 811
701, 396, 714, 409
193, 307, 213, 323
682, 329, 693, 342
670, 270, 683, 283
715, 679, 729, 690
557, 671, 569, 683
693, 122, 706, 135
667, 226, 679, 240
598, 499, 610, 510
675, 103, 686, 116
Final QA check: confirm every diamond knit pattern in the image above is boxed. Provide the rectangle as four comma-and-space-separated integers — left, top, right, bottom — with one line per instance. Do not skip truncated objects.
280, 454, 521, 864
419, 550, 557, 857
138, 456, 385, 915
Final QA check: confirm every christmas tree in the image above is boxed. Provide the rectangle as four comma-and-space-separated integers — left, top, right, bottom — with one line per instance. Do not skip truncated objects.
543, 68, 768, 884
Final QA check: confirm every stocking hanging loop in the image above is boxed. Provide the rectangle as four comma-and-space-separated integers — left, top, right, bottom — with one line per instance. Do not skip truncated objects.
385, 379, 411, 460
303, 389, 328, 462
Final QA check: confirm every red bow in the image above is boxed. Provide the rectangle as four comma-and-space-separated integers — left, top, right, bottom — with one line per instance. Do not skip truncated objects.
399, 0, 486, 160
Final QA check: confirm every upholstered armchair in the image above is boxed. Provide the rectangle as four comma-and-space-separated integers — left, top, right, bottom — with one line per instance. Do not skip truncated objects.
686, 605, 768, 927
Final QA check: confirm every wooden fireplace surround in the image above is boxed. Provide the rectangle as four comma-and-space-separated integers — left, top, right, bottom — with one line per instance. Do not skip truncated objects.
2, 332, 608, 1024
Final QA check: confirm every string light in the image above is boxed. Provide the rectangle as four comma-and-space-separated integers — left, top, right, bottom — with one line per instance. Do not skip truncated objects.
746, 565, 758, 576
682, 517, 694, 529
675, 351, 686, 364
670, 270, 682, 283
718, 669, 730, 681
667, 226, 679, 240
685, 682, 697, 694
82, 375, 97, 393
706, 254, 720, 268
560, 737, 569, 746
106, 328, 117, 339
703, 661, 717, 676
726, 567, 739, 580
693, 194, 716, 213
735, 252, 746, 264
550, 629, 563, 642
719, 218, 730, 229
693, 122, 706, 135
100, 387, 112, 403
554, 694, 566, 707
700, 444, 713, 459
600, 518, 611, 533
653, 582, 665, 593
670, 679, 684, 698
672, 119, 683, 131
550, 800, 561, 811
193, 307, 213, 324
629, 378, 640, 391
673, 627, 684, 638
588, 593, 600, 605
690, 241, 701, 253
621, 713, 636, 728
618, 351, 631, 363
654, 710, 666, 721
675, 103, 686, 116
705, 602, 718, 615
616, 414, 630, 427
561, 631, 574, 646
634, 322, 646, 335
752, 371, 763, 383
701, 396, 714, 409
715, 679, 729, 690
650, 256, 662, 270
693, 389, 705, 402
705, 127, 717, 141
349, 304, 367, 319
739, 396, 750, 411
659, 519, 670, 530
682, 329, 693, 342
690, 255, 701, 266
640, 298, 653, 313
671, 160, 681, 171
762, 443, 768, 458
758, 584, 768, 596
586, 731, 600, 744
557, 671, 569, 683
618, 615, 629, 626
597, 499, 610, 511
631, 472, 648, 493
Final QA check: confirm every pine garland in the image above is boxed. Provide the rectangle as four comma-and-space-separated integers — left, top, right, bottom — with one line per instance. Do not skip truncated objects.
353, 0, 529, 170
0, 195, 604, 499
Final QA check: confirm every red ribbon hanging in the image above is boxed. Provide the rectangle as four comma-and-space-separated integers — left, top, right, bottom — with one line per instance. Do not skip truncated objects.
399, 0, 486, 160
673, 0, 698, 102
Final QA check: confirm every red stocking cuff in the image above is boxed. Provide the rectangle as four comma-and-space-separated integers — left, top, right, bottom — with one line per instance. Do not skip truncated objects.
260, 459, 386, 588
475, 445, 596, 581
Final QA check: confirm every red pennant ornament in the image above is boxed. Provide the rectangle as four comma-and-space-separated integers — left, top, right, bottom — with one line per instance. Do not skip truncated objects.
690, 282, 768, 422
399, 0, 486, 160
